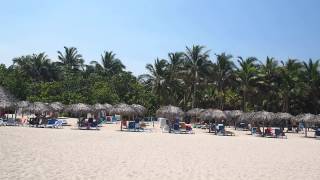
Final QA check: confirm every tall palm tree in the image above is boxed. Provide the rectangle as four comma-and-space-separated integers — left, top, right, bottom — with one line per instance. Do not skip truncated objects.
91, 51, 125, 76
139, 58, 169, 105
236, 57, 258, 112
214, 52, 235, 109
257, 57, 280, 111
303, 59, 320, 113
279, 59, 304, 113
184, 45, 210, 108
57, 46, 84, 72
13, 53, 57, 82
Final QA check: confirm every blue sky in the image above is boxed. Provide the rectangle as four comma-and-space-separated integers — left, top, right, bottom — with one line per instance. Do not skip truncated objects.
1, 0, 320, 75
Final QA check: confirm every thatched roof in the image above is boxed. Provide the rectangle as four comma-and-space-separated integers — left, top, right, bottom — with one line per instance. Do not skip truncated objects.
109, 103, 137, 116
103, 103, 113, 113
156, 105, 184, 119
251, 111, 275, 123
273, 112, 293, 123
17, 101, 30, 109
295, 113, 318, 124
131, 104, 147, 116
187, 108, 204, 117
230, 110, 243, 119
93, 103, 106, 112
239, 112, 255, 122
49, 102, 65, 112
65, 103, 93, 114
200, 109, 227, 121
27, 102, 52, 113
0, 86, 16, 109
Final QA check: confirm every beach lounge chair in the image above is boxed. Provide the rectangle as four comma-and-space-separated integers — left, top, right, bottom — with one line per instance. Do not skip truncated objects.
0, 118, 5, 126
173, 123, 180, 133
180, 122, 194, 134
251, 127, 262, 137
46, 119, 57, 128
275, 128, 287, 139
6, 118, 17, 126
77, 118, 99, 130
264, 128, 276, 138
315, 128, 320, 139
128, 121, 136, 131
46, 119, 63, 128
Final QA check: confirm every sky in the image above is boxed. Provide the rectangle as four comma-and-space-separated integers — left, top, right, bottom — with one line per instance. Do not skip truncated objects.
0, 0, 320, 76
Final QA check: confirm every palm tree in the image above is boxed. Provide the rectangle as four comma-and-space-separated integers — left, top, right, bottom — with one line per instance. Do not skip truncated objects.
279, 59, 304, 113
139, 58, 169, 105
13, 53, 57, 82
90, 51, 125, 76
184, 45, 210, 108
236, 57, 258, 112
257, 57, 280, 111
57, 46, 84, 72
214, 52, 235, 109
303, 59, 320, 113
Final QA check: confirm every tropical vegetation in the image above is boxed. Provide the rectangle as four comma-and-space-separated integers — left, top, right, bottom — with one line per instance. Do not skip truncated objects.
0, 45, 319, 115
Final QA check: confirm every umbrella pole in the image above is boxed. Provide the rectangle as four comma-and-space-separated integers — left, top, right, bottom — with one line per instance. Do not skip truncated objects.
120, 115, 123, 131
305, 122, 307, 137
262, 121, 265, 137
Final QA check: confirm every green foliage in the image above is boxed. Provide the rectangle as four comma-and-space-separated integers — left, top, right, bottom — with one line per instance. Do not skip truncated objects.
1, 45, 320, 115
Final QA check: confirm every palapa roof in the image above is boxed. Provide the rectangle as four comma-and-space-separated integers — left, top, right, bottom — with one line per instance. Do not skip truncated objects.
251, 111, 275, 123
27, 102, 52, 113
93, 103, 106, 112
187, 108, 204, 117
65, 103, 93, 114
0, 86, 16, 109
200, 109, 227, 121
109, 103, 137, 116
131, 104, 147, 116
156, 105, 184, 119
49, 102, 65, 112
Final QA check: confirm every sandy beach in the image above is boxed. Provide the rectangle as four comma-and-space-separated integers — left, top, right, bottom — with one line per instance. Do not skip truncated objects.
0, 120, 319, 180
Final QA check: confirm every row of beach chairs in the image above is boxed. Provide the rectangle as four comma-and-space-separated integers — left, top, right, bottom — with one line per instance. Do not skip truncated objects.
0, 118, 63, 128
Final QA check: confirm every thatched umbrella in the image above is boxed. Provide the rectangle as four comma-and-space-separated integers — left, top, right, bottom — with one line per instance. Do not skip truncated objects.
156, 105, 184, 133
251, 111, 275, 135
187, 108, 204, 117
0, 86, 16, 118
200, 109, 226, 133
65, 103, 93, 116
295, 113, 317, 137
110, 103, 137, 131
110, 103, 137, 116
27, 102, 52, 114
156, 105, 184, 120
49, 102, 65, 112
239, 112, 254, 122
131, 104, 147, 116
227, 110, 243, 129
200, 109, 226, 122
103, 103, 113, 114
16, 101, 31, 119
187, 108, 204, 123
17, 101, 30, 110
93, 103, 106, 112
274, 112, 293, 128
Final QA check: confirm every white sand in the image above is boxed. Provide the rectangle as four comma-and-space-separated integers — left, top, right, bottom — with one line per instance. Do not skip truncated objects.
0, 120, 319, 180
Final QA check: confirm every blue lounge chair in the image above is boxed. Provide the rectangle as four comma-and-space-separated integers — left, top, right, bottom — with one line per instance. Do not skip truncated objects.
0, 118, 5, 126
315, 128, 320, 139
6, 118, 17, 126
251, 127, 262, 137
46, 119, 57, 128
275, 128, 287, 138
128, 121, 136, 131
